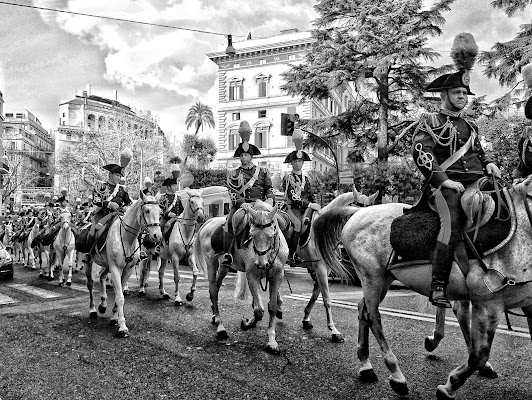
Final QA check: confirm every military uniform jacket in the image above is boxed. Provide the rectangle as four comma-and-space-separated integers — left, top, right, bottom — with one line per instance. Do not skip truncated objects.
93, 181, 132, 211
412, 112, 494, 188
158, 192, 183, 219
514, 126, 532, 179
280, 172, 315, 211
227, 164, 275, 205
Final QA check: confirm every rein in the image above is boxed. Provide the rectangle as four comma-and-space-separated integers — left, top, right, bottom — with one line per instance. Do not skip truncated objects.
176, 194, 203, 253
249, 216, 280, 291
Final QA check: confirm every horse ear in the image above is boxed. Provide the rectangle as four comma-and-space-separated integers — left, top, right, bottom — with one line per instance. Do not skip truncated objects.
268, 204, 278, 220
352, 184, 360, 196
139, 190, 146, 201
369, 191, 379, 205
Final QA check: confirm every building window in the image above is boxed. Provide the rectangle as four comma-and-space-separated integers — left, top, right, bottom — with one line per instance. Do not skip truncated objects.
258, 110, 266, 118
288, 54, 296, 61
229, 80, 243, 101
66, 133, 71, 141
254, 125, 269, 149
259, 59, 266, 65
228, 127, 239, 151
16, 113, 24, 118
233, 63, 240, 68
257, 78, 268, 98
232, 112, 240, 121
286, 136, 294, 147
5, 113, 13, 117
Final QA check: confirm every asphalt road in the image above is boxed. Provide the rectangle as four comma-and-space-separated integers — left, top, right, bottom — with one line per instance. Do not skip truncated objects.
0, 260, 531, 400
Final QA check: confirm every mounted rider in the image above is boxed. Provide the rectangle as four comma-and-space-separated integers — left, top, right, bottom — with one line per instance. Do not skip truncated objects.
142, 176, 156, 196
280, 127, 321, 267
513, 64, 532, 182
157, 165, 184, 240
412, 33, 501, 308
221, 120, 276, 268
81, 149, 133, 263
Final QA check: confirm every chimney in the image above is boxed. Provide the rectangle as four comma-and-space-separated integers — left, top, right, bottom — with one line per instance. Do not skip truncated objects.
82, 90, 87, 98
86, 84, 91, 97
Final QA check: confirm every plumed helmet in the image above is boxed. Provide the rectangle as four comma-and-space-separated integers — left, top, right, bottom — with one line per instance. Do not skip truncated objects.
284, 128, 310, 163
233, 120, 261, 157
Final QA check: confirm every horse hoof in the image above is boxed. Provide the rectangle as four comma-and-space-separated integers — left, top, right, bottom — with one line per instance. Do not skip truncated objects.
47, 276, 54, 281
115, 330, 130, 338
264, 345, 281, 355
217, 330, 228, 340
123, 289, 130, 296
89, 311, 98, 319
185, 292, 194, 302
66, 281, 71, 287
161, 293, 171, 300
138, 291, 146, 297
436, 386, 454, 400
424, 336, 437, 352
241, 319, 251, 331
478, 366, 498, 379
359, 368, 378, 383
389, 379, 408, 396
98, 305, 107, 314
58, 282, 63, 287
276, 310, 283, 320
175, 300, 183, 306
331, 334, 344, 343
110, 319, 118, 326
302, 320, 313, 330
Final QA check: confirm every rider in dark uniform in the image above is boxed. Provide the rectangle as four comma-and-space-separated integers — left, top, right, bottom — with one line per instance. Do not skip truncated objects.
513, 65, 532, 182
158, 172, 184, 237
412, 33, 501, 308
81, 158, 132, 263
142, 176, 156, 196
280, 127, 321, 266
221, 120, 275, 268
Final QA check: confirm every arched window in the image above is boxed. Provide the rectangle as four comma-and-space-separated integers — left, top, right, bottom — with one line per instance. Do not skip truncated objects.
254, 123, 270, 149
98, 116, 105, 130
227, 126, 239, 151
228, 77, 244, 101
87, 114, 95, 130
254, 73, 271, 98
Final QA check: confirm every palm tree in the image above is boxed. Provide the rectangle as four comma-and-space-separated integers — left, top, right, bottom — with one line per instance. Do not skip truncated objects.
184, 102, 215, 166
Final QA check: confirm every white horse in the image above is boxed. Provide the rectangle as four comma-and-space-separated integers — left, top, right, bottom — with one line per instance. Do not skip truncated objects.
314, 176, 532, 399
84, 191, 162, 337
2, 223, 13, 254
53, 211, 76, 286
138, 188, 205, 304
22, 221, 40, 269
194, 200, 288, 353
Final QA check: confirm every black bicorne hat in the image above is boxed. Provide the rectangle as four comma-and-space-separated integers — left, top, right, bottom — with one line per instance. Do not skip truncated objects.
56, 196, 67, 203
425, 72, 475, 95
162, 177, 178, 187
284, 150, 311, 163
233, 143, 261, 157
102, 164, 124, 175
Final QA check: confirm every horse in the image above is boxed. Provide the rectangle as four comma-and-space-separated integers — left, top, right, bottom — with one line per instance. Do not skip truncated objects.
193, 199, 288, 353
2, 223, 13, 254
83, 191, 161, 338
138, 188, 205, 304
53, 211, 76, 286
298, 186, 378, 342
22, 221, 40, 269
314, 176, 532, 399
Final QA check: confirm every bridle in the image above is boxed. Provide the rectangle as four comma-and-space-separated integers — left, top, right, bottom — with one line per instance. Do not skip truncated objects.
248, 214, 280, 291
178, 193, 204, 225
175, 194, 204, 252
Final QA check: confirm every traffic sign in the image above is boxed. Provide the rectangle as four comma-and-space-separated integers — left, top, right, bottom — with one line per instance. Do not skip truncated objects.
338, 170, 353, 178
339, 176, 353, 185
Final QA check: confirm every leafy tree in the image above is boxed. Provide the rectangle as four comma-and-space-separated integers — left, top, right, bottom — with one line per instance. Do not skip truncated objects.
281, 0, 455, 161
491, 0, 532, 16
181, 134, 217, 169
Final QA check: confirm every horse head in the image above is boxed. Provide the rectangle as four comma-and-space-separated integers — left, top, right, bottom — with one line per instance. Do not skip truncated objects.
139, 190, 162, 244
59, 211, 72, 230
184, 189, 205, 225
353, 184, 379, 207
247, 200, 278, 269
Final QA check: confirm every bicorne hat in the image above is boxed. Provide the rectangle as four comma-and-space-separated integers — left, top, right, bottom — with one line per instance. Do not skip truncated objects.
233, 120, 261, 157
103, 164, 124, 175
284, 128, 310, 163
425, 33, 478, 96
56, 195, 67, 203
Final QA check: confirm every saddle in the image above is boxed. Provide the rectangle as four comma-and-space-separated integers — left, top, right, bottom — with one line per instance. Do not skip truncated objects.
162, 218, 177, 242
298, 207, 318, 248
389, 185, 516, 292
41, 225, 62, 246
75, 214, 118, 254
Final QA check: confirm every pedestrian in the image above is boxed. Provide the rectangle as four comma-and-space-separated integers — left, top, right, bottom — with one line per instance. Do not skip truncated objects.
412, 33, 501, 308
221, 120, 275, 268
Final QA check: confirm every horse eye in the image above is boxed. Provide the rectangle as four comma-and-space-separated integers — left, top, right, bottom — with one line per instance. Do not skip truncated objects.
146, 209, 150, 213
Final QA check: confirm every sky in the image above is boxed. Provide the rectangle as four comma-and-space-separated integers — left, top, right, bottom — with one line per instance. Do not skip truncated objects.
0, 0, 530, 146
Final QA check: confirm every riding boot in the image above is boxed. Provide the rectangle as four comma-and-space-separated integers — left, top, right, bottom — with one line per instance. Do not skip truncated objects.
429, 241, 454, 308
288, 232, 302, 267
221, 239, 234, 269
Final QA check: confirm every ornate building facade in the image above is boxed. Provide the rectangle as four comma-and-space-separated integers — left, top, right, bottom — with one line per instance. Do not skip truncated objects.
207, 29, 356, 179
54, 89, 165, 197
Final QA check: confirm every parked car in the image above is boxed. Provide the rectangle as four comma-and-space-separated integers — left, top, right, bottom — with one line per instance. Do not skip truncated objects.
0, 242, 13, 280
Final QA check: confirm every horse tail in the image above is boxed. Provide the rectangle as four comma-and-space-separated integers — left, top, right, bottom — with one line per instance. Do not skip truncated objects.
193, 222, 209, 278
313, 206, 360, 283
234, 271, 250, 301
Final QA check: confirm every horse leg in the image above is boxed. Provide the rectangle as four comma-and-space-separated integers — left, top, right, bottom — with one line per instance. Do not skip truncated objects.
158, 257, 170, 300
98, 268, 108, 316
185, 253, 198, 302
424, 304, 448, 352
317, 263, 343, 342
57, 251, 65, 286
264, 269, 283, 354
109, 265, 129, 337
208, 258, 228, 339
437, 302, 502, 400
171, 253, 183, 306
66, 250, 73, 286
302, 273, 320, 330
522, 304, 532, 341
84, 259, 97, 318
241, 270, 264, 331
138, 257, 150, 297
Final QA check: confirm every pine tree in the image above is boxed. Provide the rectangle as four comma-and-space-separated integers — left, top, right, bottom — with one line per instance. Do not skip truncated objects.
281, 0, 455, 161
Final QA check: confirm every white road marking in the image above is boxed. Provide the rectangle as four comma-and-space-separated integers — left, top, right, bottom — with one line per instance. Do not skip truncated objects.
285, 294, 530, 339
8, 284, 62, 299
0, 292, 18, 305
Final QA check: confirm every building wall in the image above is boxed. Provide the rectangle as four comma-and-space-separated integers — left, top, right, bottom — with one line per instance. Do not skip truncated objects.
207, 30, 355, 181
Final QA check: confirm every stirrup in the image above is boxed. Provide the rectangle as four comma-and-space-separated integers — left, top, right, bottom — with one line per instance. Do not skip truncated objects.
288, 253, 303, 267
82, 254, 92, 263
139, 251, 148, 260
429, 287, 452, 308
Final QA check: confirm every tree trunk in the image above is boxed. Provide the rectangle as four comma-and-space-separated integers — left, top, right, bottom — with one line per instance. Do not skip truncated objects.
377, 74, 389, 161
